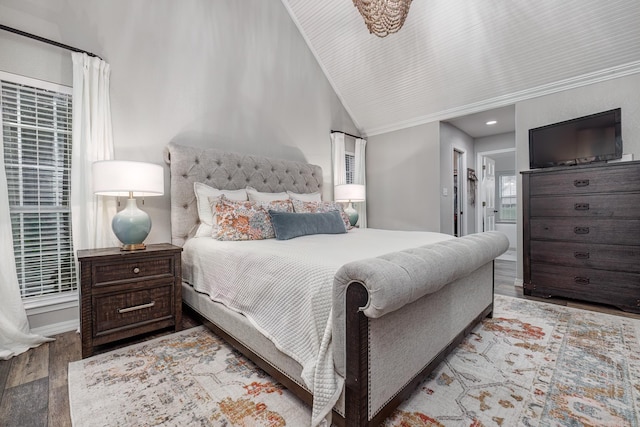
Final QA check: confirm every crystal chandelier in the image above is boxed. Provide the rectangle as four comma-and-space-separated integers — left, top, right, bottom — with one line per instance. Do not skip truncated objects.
352, 0, 413, 37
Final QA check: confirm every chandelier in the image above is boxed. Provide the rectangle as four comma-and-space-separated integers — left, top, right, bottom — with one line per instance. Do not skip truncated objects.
352, 0, 413, 38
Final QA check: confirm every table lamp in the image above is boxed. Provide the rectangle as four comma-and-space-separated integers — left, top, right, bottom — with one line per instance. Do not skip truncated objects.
92, 160, 164, 250
334, 184, 366, 226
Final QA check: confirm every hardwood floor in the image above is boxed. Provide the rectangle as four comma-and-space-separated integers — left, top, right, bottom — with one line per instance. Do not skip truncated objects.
1, 261, 638, 426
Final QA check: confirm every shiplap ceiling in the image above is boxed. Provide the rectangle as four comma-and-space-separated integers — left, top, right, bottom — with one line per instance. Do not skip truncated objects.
282, 0, 640, 137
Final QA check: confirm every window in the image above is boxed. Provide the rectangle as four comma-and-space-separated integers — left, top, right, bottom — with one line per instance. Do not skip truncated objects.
345, 152, 355, 184
1, 75, 76, 299
497, 173, 516, 223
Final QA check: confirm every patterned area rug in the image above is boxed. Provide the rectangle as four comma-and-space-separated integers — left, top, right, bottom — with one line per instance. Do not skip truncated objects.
68, 295, 640, 426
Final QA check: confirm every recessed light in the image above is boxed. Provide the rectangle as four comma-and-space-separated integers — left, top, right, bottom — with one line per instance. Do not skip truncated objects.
486, 120, 497, 125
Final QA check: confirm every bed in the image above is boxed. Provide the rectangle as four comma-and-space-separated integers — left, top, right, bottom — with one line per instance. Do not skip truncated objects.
164, 142, 509, 426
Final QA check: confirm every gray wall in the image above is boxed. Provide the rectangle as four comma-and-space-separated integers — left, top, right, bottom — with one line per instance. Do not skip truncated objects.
515, 72, 640, 281
439, 122, 476, 235
0, 0, 359, 245
0, 0, 358, 332
367, 122, 440, 231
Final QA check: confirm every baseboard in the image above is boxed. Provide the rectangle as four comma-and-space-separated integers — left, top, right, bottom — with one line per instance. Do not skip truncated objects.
514, 278, 524, 288
31, 319, 79, 337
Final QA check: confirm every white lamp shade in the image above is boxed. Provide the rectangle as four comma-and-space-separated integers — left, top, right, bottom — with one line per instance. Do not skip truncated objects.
334, 184, 366, 202
93, 161, 164, 197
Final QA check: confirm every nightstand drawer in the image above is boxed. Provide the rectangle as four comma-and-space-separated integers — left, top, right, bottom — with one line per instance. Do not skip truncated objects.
94, 257, 174, 284
94, 283, 173, 334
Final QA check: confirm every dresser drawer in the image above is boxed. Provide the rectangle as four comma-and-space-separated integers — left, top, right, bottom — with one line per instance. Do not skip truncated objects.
529, 263, 640, 310
530, 218, 640, 245
93, 283, 174, 334
93, 256, 175, 285
528, 166, 640, 196
530, 241, 640, 273
530, 193, 640, 218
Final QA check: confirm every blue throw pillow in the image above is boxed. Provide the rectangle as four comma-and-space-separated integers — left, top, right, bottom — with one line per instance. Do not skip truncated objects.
268, 210, 347, 240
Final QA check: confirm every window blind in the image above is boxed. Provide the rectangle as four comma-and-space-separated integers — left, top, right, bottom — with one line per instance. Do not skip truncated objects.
1, 79, 76, 299
345, 152, 355, 184
498, 174, 517, 223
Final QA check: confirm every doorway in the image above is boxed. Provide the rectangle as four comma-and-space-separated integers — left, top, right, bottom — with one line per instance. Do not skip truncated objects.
453, 149, 465, 237
476, 148, 517, 261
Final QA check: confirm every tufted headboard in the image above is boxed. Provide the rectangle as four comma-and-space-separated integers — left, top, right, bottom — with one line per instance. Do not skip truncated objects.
163, 142, 323, 246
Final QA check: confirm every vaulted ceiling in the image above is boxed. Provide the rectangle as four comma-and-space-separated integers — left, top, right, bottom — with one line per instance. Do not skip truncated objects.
282, 0, 640, 136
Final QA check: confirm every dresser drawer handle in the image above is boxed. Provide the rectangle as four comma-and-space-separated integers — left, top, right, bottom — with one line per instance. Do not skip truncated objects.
573, 179, 590, 187
574, 276, 590, 285
574, 227, 590, 234
133, 267, 140, 274
118, 301, 155, 314
574, 251, 590, 259
574, 203, 590, 211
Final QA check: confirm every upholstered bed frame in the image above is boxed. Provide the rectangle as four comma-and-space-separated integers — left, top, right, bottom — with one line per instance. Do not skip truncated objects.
164, 142, 509, 426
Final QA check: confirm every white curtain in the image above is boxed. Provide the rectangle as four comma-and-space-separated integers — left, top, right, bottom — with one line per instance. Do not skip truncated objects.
354, 138, 367, 228
0, 129, 53, 360
71, 52, 117, 252
331, 132, 346, 187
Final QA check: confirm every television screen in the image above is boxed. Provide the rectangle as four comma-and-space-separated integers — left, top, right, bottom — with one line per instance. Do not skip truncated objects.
529, 108, 622, 169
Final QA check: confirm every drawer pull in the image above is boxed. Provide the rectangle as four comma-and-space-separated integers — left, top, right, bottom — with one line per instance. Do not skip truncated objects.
574, 276, 590, 285
573, 179, 590, 187
574, 227, 590, 234
118, 301, 155, 314
574, 203, 590, 211
574, 251, 590, 259
133, 267, 140, 274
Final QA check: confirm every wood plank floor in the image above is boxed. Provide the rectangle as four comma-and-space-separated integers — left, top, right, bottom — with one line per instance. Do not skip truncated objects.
1, 260, 639, 426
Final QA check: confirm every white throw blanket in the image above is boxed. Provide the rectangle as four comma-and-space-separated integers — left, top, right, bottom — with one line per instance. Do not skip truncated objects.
182, 229, 452, 426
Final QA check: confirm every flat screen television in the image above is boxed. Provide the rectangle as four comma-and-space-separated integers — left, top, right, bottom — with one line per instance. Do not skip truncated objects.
529, 108, 622, 169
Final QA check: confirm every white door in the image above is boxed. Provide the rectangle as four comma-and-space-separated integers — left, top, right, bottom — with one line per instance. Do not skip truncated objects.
482, 156, 496, 232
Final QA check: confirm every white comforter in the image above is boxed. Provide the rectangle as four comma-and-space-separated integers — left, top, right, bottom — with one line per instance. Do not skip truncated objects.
182, 228, 452, 426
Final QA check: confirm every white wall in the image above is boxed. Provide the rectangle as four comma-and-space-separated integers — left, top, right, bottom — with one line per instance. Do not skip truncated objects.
367, 122, 440, 231
515, 72, 640, 280
439, 122, 476, 235
0, 0, 358, 332
474, 132, 516, 153
495, 223, 516, 248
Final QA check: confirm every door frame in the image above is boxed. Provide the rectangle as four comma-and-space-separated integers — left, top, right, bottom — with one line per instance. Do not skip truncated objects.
452, 146, 467, 236
476, 148, 516, 233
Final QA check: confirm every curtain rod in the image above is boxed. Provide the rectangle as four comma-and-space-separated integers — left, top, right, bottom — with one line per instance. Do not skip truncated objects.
0, 24, 102, 60
331, 130, 362, 140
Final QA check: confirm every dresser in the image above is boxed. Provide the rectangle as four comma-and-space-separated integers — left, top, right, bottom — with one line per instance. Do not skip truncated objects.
77, 243, 183, 358
522, 161, 640, 313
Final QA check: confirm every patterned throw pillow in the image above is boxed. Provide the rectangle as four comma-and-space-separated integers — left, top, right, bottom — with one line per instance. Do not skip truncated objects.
211, 196, 293, 240
291, 200, 351, 230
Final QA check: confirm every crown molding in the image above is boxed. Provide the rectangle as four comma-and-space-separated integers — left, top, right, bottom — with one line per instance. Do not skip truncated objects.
364, 60, 640, 137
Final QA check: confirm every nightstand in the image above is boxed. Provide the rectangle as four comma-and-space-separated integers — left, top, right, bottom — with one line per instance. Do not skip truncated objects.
77, 243, 182, 358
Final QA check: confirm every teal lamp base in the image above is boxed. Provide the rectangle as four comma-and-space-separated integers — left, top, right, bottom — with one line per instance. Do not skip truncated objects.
344, 202, 359, 227
112, 198, 151, 250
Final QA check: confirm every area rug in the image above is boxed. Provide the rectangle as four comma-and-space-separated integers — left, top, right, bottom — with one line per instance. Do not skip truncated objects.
68, 295, 640, 426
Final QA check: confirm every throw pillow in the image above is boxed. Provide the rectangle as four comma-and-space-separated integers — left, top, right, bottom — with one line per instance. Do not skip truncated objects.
211, 196, 293, 240
269, 210, 347, 240
246, 186, 290, 202
194, 182, 247, 237
286, 191, 322, 202
291, 199, 351, 230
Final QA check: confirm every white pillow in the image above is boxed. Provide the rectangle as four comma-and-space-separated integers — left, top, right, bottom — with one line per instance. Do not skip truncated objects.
286, 190, 322, 202
194, 182, 247, 237
246, 186, 290, 202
